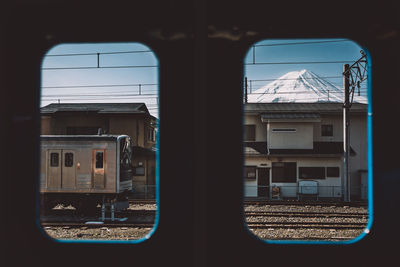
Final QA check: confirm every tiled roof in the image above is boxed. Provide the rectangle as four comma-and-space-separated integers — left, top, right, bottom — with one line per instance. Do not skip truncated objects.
245, 102, 367, 114
244, 141, 356, 156
41, 103, 149, 115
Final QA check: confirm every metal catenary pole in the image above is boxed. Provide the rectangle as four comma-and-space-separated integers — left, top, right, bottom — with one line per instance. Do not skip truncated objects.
343, 64, 351, 202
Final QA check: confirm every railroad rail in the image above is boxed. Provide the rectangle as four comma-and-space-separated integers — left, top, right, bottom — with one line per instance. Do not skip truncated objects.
246, 221, 366, 230
244, 199, 368, 207
245, 211, 368, 218
41, 221, 154, 228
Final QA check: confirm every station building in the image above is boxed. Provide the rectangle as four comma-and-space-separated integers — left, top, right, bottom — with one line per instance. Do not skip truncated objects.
41, 103, 157, 198
243, 102, 368, 200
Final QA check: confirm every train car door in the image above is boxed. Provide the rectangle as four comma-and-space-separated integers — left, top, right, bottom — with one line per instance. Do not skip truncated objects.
92, 149, 105, 189
47, 150, 61, 189
62, 150, 76, 189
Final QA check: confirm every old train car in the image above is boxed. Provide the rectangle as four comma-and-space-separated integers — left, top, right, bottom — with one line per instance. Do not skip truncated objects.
40, 134, 134, 213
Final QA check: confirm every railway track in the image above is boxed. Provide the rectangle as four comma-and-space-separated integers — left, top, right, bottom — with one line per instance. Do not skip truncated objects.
245, 211, 368, 218
244, 200, 367, 207
246, 221, 366, 230
41, 221, 154, 228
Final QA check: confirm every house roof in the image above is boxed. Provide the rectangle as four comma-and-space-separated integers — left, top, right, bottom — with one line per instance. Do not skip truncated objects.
244, 141, 356, 157
245, 102, 367, 115
41, 103, 152, 116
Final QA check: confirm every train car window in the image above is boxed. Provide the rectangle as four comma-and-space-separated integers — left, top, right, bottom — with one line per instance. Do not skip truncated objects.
64, 153, 73, 167
50, 153, 59, 167
39, 42, 159, 242
95, 151, 104, 169
243, 38, 372, 244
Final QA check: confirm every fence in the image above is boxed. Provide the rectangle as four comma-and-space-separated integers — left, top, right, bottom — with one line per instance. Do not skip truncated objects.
245, 185, 368, 200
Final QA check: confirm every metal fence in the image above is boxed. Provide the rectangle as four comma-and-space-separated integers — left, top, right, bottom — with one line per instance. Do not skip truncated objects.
245, 185, 368, 200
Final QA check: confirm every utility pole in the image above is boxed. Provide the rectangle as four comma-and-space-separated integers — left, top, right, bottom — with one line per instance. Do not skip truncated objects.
342, 51, 368, 203
343, 64, 350, 202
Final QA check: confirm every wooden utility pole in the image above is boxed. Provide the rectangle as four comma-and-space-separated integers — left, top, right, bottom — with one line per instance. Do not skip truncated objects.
343, 64, 351, 202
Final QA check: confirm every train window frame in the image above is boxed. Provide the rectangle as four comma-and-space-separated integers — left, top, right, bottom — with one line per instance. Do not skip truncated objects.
242, 38, 373, 245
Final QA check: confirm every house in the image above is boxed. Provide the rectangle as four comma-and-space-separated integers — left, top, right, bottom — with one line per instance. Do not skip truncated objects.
41, 103, 157, 197
243, 102, 368, 200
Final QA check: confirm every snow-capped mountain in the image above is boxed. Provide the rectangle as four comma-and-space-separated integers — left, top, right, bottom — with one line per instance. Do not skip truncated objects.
247, 69, 368, 103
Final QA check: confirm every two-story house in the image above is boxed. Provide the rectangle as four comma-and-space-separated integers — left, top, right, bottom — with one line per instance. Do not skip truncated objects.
243, 102, 368, 200
41, 103, 157, 197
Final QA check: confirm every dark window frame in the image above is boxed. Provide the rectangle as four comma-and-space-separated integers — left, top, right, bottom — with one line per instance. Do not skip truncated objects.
327, 167, 340, 177
64, 152, 74, 167
272, 162, 297, 183
299, 167, 326, 180
321, 124, 333, 137
134, 166, 145, 176
244, 125, 256, 141
95, 151, 104, 169
50, 152, 59, 167
244, 166, 257, 180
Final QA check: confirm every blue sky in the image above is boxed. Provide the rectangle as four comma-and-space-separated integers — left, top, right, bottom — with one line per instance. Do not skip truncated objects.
40, 39, 368, 117
244, 38, 368, 94
41, 42, 159, 116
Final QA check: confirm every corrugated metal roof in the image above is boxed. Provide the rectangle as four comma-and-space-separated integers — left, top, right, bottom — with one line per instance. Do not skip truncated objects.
41, 103, 148, 115
245, 102, 367, 114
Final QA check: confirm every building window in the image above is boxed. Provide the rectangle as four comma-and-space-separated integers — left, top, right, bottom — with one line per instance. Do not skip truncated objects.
272, 162, 296, 183
64, 153, 74, 167
299, 167, 325, 180
95, 151, 104, 169
327, 167, 340, 177
244, 166, 257, 180
50, 153, 59, 167
244, 125, 256, 141
148, 127, 155, 142
321, 124, 333, 136
271, 128, 296, 133
134, 166, 145, 176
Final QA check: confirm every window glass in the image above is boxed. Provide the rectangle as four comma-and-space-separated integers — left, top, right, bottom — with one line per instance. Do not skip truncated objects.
272, 162, 296, 182
244, 166, 256, 179
50, 153, 59, 167
95, 151, 104, 169
321, 124, 333, 136
244, 125, 256, 141
327, 167, 340, 177
65, 153, 74, 167
299, 167, 325, 179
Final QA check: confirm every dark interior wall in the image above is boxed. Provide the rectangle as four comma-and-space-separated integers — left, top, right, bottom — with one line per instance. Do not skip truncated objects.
2, 0, 400, 267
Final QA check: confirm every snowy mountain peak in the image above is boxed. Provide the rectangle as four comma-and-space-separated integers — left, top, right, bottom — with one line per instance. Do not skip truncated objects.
247, 69, 368, 104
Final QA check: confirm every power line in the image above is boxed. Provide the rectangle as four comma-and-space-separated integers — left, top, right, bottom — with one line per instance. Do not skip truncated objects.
253, 39, 350, 48
45, 50, 153, 57
245, 60, 355, 66
42, 83, 158, 89
42, 65, 158, 70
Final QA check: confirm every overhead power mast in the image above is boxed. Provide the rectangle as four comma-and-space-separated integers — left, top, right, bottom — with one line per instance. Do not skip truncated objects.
342, 51, 368, 202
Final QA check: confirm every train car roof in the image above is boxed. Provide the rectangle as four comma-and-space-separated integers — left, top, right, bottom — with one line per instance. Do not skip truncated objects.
40, 135, 129, 141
